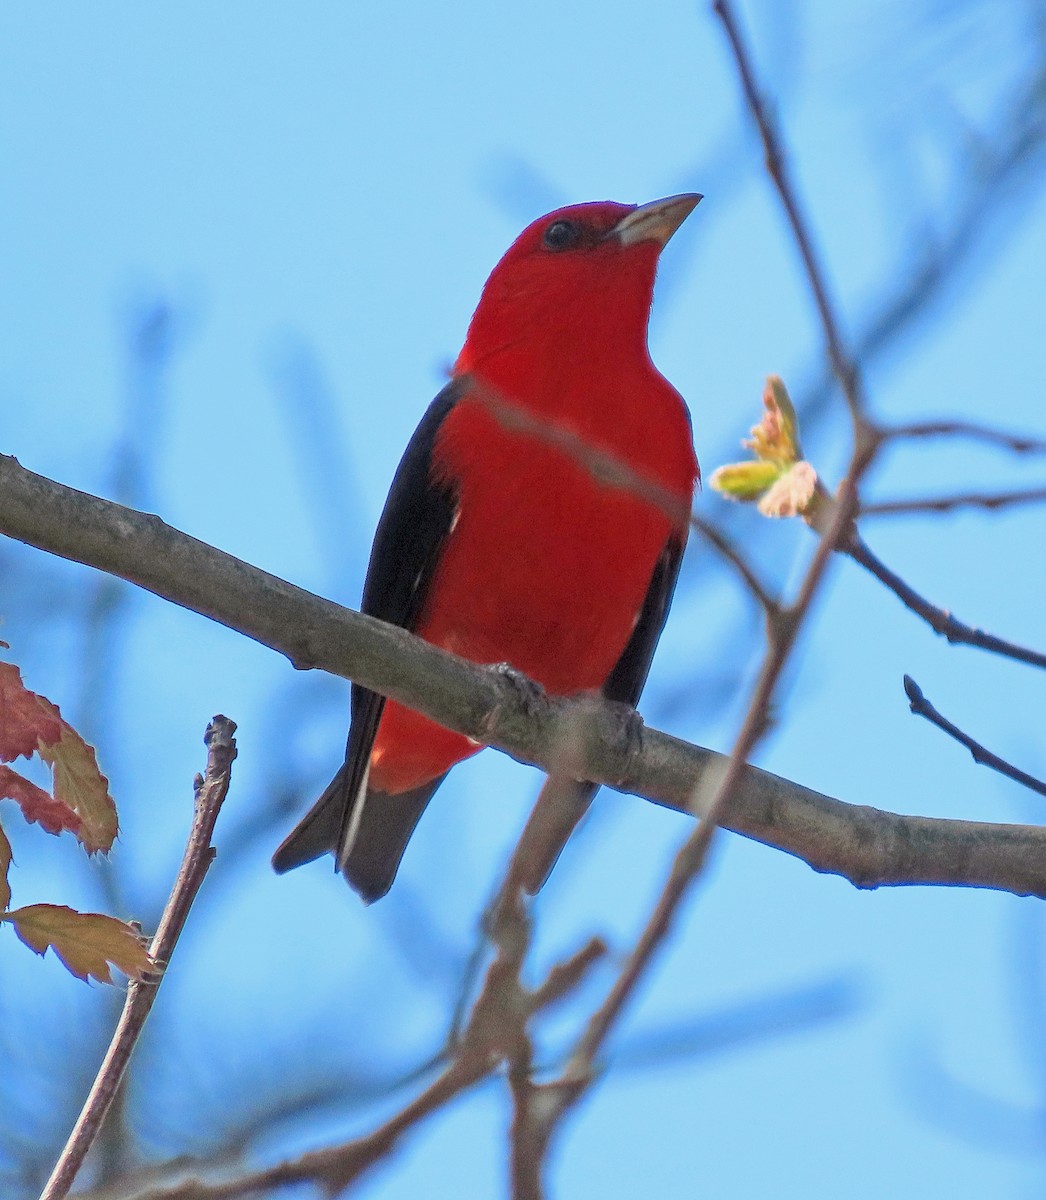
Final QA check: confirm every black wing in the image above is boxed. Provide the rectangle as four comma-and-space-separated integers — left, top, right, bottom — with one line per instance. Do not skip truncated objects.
271, 379, 463, 884
521, 532, 687, 893
602, 532, 686, 708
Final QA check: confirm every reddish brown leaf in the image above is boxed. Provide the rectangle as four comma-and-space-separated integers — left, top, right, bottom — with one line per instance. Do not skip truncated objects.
0, 663, 63, 762
0, 764, 83, 838
0, 823, 11, 912
37, 719, 117, 853
1, 903, 152, 984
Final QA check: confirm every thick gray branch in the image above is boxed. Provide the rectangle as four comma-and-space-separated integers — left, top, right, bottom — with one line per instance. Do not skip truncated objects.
2, 452, 1045, 898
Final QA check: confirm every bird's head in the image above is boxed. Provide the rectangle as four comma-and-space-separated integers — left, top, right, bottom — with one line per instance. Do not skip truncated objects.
456, 194, 701, 375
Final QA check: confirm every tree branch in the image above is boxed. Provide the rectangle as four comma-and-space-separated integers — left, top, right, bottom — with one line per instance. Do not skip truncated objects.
109, 1058, 486, 1200
883, 420, 1046, 456
690, 512, 779, 614
115, 825, 609, 1200
2, 453, 1046, 899
903, 675, 1046, 798
844, 530, 1046, 670
499, 4, 1046, 1170
713, 0, 867, 425
861, 485, 1046, 518
553, 443, 874, 1132
39, 716, 238, 1200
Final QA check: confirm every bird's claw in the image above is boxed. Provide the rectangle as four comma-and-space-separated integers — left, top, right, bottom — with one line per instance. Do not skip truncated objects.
484, 662, 547, 733
602, 699, 645, 786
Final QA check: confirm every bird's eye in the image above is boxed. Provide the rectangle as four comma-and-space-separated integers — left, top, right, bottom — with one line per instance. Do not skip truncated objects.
543, 220, 581, 252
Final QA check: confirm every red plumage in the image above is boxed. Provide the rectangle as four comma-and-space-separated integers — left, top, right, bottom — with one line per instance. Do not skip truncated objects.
274, 195, 701, 900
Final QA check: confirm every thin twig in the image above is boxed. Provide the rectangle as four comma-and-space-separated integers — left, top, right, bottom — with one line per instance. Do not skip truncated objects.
562, 448, 874, 1093
796, 50, 1046, 439
518, 0, 880, 1143
77, 301, 182, 1184
711, 0, 1046, 672
508, 1031, 543, 1200
488, 800, 610, 1200
713, 0, 867, 424
883, 419, 1046, 456
124, 823, 608, 1199
903, 675, 1046, 798
39, 716, 238, 1200
118, 1058, 485, 1200
861, 485, 1046, 518
690, 513, 778, 613
465, 372, 692, 531
845, 531, 1046, 670
472, 763, 609, 1198
463, 373, 778, 612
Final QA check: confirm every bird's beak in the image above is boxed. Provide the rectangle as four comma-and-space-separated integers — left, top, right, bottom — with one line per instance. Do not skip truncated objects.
612, 193, 703, 248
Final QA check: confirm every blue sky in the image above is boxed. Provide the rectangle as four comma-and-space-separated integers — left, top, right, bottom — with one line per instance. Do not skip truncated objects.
3, 1, 1046, 1196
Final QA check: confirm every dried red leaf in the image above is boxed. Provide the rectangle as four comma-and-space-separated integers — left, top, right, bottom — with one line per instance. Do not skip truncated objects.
0, 764, 83, 838
0, 663, 63, 762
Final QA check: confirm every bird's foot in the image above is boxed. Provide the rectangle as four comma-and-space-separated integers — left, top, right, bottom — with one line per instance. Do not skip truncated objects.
482, 662, 548, 738
599, 699, 645, 787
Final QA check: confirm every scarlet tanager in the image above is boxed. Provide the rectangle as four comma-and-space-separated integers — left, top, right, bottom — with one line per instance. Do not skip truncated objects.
272, 194, 701, 902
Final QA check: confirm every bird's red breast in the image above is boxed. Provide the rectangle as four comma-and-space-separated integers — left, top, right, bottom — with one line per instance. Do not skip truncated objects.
368, 201, 699, 794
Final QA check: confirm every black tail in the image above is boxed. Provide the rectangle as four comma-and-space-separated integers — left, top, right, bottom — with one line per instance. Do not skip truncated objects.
338, 775, 447, 902
271, 767, 348, 873
272, 768, 447, 904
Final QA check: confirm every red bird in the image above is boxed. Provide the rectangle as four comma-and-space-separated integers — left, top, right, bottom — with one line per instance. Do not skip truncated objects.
273, 195, 701, 901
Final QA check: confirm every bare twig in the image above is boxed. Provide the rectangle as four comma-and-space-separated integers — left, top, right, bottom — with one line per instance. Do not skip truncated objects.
39, 716, 238, 1200
447, 758, 614, 1199
562, 451, 873, 1101
114, 1057, 485, 1200
497, 458, 874, 1187
529, 938, 608, 1013
485, 786, 611, 1200
798, 50, 1046, 435
508, 1032, 543, 1200
883, 420, 1046, 456
845, 531, 1046, 670
481, 860, 543, 1200
464, 374, 778, 612
903, 676, 1046, 798
123, 825, 608, 1199
861, 485, 1046, 518
496, 0, 931, 1166
690, 513, 779, 613
75, 300, 184, 1185
713, 0, 867, 424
